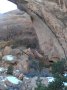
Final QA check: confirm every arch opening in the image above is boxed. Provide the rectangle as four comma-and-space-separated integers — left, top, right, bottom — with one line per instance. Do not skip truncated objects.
0, 0, 17, 14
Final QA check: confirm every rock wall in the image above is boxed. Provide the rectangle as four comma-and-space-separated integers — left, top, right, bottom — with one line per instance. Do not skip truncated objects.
1, 0, 67, 61
9, 0, 67, 60
0, 9, 39, 49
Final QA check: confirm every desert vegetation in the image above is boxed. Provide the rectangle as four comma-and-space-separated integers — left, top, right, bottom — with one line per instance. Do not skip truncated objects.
35, 59, 67, 90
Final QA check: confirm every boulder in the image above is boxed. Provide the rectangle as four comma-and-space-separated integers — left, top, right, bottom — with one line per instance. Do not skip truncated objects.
16, 55, 29, 73
2, 46, 12, 56
23, 48, 43, 59
0, 67, 7, 74
2, 55, 17, 64
0, 84, 7, 90
10, 48, 22, 57
4, 76, 22, 89
5, 76, 22, 85
23, 48, 34, 57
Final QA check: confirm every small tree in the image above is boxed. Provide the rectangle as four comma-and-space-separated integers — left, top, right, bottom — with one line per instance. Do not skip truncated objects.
52, 60, 65, 76
7, 64, 14, 75
35, 58, 67, 90
50, 59, 67, 90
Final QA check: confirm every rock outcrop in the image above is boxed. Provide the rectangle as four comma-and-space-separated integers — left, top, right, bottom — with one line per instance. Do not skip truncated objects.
9, 0, 67, 60
0, 0, 67, 61
0, 9, 39, 49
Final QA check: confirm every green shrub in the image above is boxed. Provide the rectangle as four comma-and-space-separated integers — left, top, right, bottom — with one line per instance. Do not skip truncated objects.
35, 77, 47, 90
35, 76, 64, 90
64, 87, 67, 90
52, 60, 65, 76
48, 76, 64, 90
35, 58, 67, 90
7, 65, 13, 75
35, 85, 47, 90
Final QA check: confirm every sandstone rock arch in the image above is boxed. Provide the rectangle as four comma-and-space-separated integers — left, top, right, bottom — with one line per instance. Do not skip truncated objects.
8, 0, 67, 60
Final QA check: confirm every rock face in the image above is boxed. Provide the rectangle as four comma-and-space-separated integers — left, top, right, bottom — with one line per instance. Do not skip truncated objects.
0, 9, 39, 49
0, 0, 67, 61
9, 0, 67, 60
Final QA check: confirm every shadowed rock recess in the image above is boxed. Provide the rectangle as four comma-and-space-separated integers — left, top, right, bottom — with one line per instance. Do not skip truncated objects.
0, 9, 39, 49
9, 0, 67, 61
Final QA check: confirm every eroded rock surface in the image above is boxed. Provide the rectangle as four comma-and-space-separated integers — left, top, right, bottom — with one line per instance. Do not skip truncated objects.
0, 9, 39, 49
9, 0, 67, 60
0, 0, 67, 61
